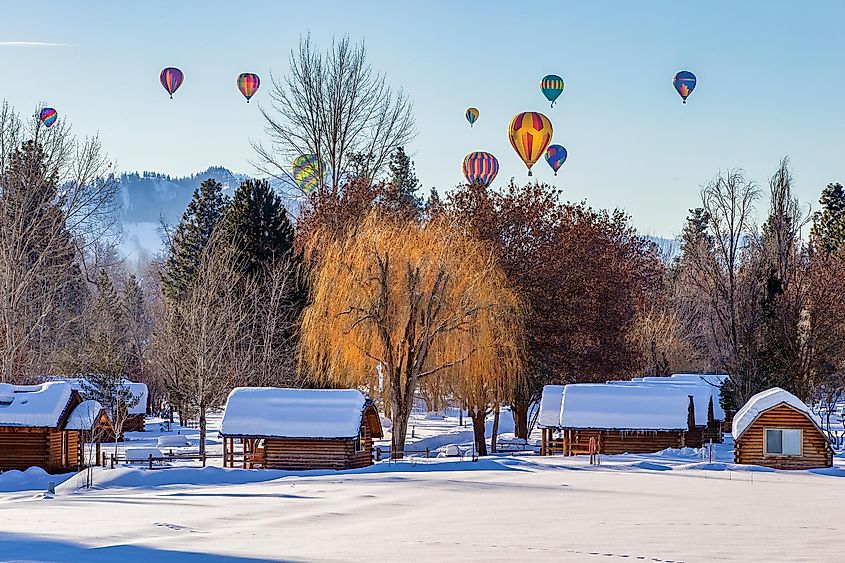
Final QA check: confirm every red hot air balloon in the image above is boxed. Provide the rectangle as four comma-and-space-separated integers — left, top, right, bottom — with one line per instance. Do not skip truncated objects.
237, 73, 260, 103
160, 67, 184, 99
462, 151, 499, 187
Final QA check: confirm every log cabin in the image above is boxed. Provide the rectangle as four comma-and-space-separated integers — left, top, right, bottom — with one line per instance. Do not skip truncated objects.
733, 387, 832, 470
540, 384, 694, 456
0, 382, 106, 473
537, 385, 565, 455
52, 377, 148, 434
220, 388, 383, 470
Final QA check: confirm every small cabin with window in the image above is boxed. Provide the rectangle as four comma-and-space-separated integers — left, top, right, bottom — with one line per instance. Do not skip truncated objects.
220, 388, 383, 470
540, 384, 694, 456
0, 382, 106, 473
733, 387, 832, 470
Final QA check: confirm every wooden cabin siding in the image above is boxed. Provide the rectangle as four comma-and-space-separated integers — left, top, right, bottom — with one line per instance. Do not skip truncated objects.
264, 434, 374, 470
124, 414, 145, 432
0, 427, 81, 473
735, 404, 832, 470
562, 428, 685, 455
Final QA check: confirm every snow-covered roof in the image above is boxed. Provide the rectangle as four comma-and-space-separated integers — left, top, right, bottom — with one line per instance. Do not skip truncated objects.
559, 384, 691, 431
50, 376, 148, 415
669, 373, 730, 386
220, 387, 374, 439
606, 381, 711, 426
65, 400, 105, 431
537, 385, 565, 428
638, 376, 726, 421
0, 382, 74, 428
732, 387, 824, 440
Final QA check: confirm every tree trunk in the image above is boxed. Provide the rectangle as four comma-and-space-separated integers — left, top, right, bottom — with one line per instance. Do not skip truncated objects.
511, 399, 530, 440
199, 408, 207, 456
470, 409, 487, 457
490, 404, 500, 454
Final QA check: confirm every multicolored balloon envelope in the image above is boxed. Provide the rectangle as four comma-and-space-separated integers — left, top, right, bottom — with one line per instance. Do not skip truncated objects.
673, 71, 696, 103
465, 107, 479, 127
540, 75, 565, 107
237, 73, 260, 103
462, 151, 499, 187
39, 107, 58, 128
508, 112, 553, 176
160, 67, 184, 99
545, 144, 567, 175
293, 154, 320, 193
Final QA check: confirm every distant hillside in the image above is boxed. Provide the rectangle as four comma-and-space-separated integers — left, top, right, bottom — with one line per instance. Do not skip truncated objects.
118, 166, 249, 225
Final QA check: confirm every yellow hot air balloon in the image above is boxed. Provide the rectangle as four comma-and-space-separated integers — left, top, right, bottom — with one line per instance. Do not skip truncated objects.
508, 112, 553, 176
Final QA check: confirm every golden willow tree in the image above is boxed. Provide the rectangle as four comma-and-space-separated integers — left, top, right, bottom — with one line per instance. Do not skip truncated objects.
300, 211, 523, 458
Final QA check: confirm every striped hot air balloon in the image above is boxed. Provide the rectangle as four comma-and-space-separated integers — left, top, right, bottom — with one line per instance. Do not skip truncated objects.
465, 107, 479, 127
39, 107, 58, 128
462, 151, 499, 187
293, 154, 321, 193
237, 73, 260, 103
508, 112, 553, 176
545, 144, 567, 176
540, 75, 565, 107
673, 71, 697, 103
160, 67, 184, 99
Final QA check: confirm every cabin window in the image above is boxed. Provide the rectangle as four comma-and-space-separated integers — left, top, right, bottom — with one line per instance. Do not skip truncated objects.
354, 425, 366, 452
765, 428, 801, 456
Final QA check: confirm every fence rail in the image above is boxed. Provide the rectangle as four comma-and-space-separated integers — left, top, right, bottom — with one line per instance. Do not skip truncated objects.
108, 452, 224, 470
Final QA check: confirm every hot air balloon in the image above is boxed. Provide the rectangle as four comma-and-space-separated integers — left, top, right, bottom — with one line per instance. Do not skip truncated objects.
160, 67, 184, 99
540, 75, 565, 107
508, 112, 553, 176
545, 144, 567, 176
462, 151, 499, 187
673, 71, 696, 103
237, 73, 260, 103
293, 154, 320, 193
465, 107, 479, 127
39, 107, 58, 128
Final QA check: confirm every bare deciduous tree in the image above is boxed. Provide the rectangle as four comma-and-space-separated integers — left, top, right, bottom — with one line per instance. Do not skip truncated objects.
254, 35, 415, 195
0, 103, 118, 382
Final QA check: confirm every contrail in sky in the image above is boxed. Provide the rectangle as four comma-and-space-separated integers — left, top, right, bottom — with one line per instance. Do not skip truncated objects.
0, 41, 70, 47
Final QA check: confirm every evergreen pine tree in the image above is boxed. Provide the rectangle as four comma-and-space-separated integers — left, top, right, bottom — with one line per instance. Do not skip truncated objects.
388, 147, 422, 211
160, 179, 228, 301
810, 182, 845, 254
122, 273, 148, 379
220, 179, 295, 277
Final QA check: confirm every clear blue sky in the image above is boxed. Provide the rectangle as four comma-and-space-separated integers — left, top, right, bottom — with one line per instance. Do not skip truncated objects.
1, 1, 843, 236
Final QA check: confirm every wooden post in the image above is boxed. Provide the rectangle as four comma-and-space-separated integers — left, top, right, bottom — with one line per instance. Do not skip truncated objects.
148, 453, 153, 470
222, 436, 227, 468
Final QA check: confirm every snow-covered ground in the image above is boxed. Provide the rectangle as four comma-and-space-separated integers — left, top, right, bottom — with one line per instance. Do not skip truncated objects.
1, 409, 844, 562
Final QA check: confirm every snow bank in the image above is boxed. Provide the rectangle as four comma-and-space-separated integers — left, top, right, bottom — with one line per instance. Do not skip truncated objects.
64, 400, 104, 431
55, 466, 295, 493
0, 467, 75, 493
537, 385, 564, 428
559, 384, 690, 430
0, 382, 72, 428
732, 387, 822, 440
221, 387, 368, 439
157, 435, 190, 448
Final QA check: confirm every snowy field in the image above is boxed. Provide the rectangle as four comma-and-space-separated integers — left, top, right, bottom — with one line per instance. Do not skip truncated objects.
1, 410, 844, 562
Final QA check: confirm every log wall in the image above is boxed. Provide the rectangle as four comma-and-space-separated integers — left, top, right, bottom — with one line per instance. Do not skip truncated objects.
562, 428, 686, 455
0, 427, 81, 473
734, 404, 832, 470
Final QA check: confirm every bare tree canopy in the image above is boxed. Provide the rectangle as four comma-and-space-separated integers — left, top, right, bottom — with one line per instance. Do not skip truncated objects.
0, 102, 119, 383
254, 35, 415, 195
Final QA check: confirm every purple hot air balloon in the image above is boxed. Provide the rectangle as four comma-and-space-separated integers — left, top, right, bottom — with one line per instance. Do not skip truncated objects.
160, 67, 184, 99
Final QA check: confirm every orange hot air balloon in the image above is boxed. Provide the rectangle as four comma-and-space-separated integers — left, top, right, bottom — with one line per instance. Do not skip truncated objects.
508, 112, 553, 176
